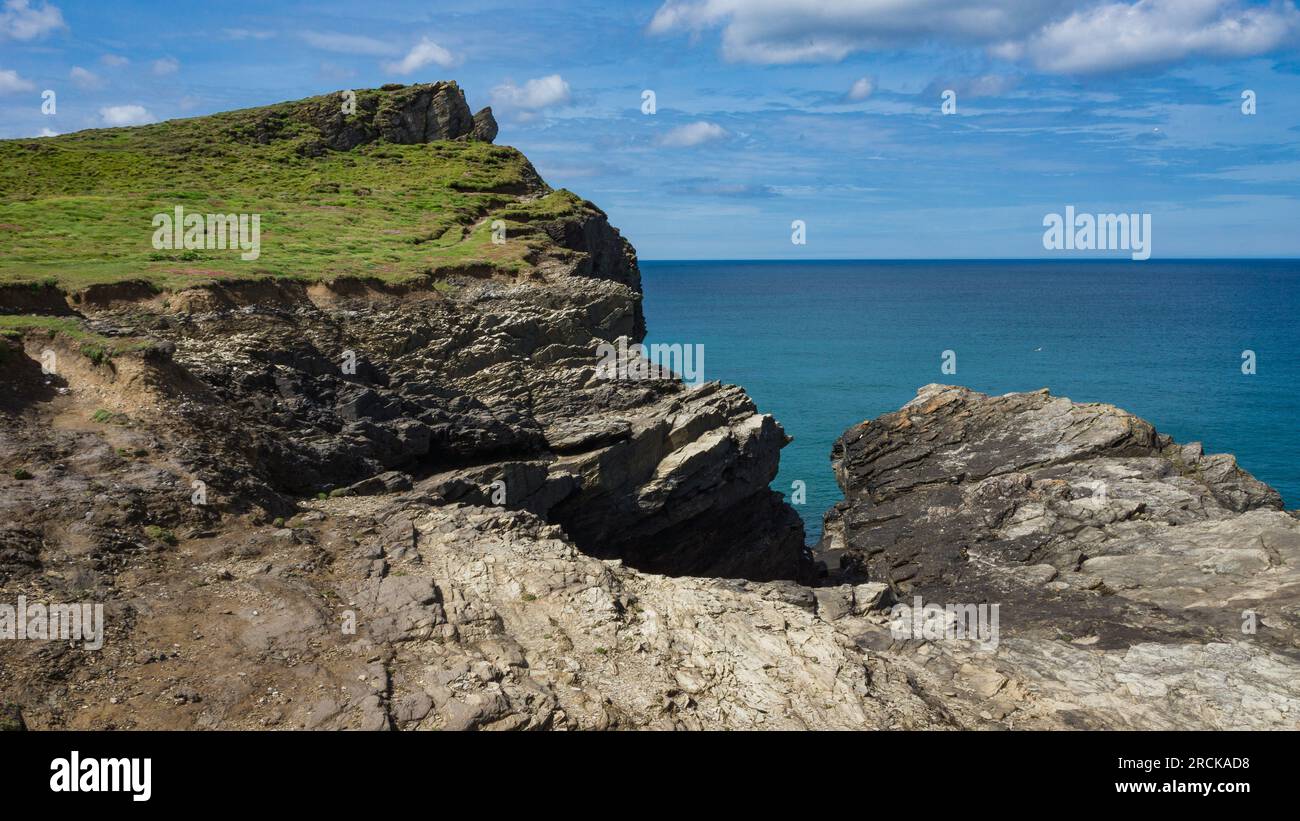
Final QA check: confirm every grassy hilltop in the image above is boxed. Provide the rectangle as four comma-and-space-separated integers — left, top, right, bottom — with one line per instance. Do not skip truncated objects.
0, 82, 588, 291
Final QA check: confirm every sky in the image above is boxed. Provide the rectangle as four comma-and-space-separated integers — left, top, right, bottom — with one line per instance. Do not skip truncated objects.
2, 0, 1300, 259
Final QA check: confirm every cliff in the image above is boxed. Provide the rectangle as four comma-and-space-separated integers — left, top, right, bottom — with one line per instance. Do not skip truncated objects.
815, 385, 1300, 728
3, 84, 1296, 730
0, 83, 826, 729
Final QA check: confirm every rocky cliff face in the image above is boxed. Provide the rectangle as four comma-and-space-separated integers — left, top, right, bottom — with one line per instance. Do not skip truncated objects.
0, 252, 817, 727
257, 81, 498, 153
0, 82, 817, 729
9, 350, 1297, 729
813, 385, 1300, 729
0, 215, 805, 573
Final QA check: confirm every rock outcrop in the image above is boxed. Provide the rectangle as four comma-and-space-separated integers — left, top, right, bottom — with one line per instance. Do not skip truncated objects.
0, 233, 803, 579
233, 81, 497, 153
815, 384, 1300, 729
0, 80, 820, 729
471, 106, 499, 143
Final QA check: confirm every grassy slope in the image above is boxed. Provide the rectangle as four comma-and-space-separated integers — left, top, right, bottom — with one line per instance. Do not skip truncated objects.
0, 87, 585, 290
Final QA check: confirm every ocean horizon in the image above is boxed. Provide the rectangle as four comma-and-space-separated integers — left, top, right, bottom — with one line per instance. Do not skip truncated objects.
642, 259, 1300, 543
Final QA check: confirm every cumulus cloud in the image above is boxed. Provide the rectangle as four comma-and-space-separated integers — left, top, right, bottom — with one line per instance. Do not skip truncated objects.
0, 0, 64, 41
649, 0, 1300, 74
0, 67, 35, 93
99, 104, 155, 126
100, 54, 129, 67
383, 37, 458, 74
152, 57, 179, 76
649, 0, 1059, 63
658, 120, 728, 147
69, 65, 102, 89
847, 76, 874, 100
491, 74, 572, 110
1018, 0, 1300, 73
302, 30, 393, 56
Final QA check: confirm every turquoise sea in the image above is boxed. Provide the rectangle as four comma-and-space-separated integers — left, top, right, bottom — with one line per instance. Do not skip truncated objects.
641, 260, 1300, 543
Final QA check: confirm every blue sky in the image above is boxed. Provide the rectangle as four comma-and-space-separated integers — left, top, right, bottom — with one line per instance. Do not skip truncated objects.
3, 0, 1300, 258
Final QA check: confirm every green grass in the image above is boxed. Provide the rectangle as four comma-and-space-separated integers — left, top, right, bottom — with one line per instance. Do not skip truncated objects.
0, 314, 84, 334
90, 408, 130, 425
143, 524, 177, 545
0, 314, 150, 361
0, 85, 593, 291
0, 703, 23, 732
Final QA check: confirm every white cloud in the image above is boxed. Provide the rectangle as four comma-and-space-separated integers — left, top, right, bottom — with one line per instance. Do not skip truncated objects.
847, 76, 874, 100
223, 27, 274, 40
100, 54, 129, 67
0, 0, 64, 41
649, 0, 1056, 63
648, 0, 1300, 73
152, 57, 179, 76
490, 74, 571, 110
99, 104, 155, 126
1020, 0, 1300, 73
0, 67, 35, 93
38, 126, 57, 136
383, 37, 458, 74
69, 66, 102, 89
302, 30, 393, 56
658, 120, 728, 147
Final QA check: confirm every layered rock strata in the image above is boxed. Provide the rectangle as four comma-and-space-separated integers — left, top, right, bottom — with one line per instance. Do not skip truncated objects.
814, 384, 1300, 729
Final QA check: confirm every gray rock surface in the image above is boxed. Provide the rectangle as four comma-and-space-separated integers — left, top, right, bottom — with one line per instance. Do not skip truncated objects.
5, 361, 1298, 729
818, 384, 1300, 729
236, 81, 496, 155
471, 106, 498, 143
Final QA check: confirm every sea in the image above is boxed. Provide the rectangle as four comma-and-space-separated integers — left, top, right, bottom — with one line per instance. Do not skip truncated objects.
641, 260, 1300, 543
